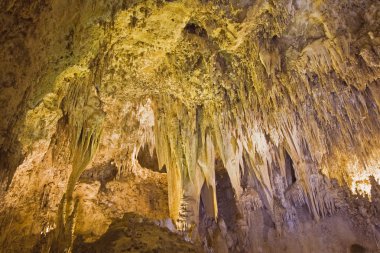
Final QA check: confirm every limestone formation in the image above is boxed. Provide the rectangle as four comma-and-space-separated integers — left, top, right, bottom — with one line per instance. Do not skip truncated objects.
0, 0, 379, 252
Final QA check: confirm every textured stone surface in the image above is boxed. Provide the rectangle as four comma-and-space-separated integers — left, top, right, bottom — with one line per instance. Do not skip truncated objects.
0, 0, 380, 252
72, 213, 203, 253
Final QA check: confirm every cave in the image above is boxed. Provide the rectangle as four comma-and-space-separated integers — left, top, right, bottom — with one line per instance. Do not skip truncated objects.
1, 0, 380, 252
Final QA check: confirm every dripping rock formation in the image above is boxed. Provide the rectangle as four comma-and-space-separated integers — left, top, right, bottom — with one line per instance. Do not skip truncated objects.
1, 0, 380, 252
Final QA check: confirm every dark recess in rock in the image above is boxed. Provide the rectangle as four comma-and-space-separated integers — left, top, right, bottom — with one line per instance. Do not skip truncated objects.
184, 22, 208, 38
137, 145, 166, 173
79, 160, 118, 190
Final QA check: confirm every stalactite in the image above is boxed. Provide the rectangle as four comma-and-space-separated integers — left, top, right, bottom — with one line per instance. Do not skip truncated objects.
51, 73, 105, 252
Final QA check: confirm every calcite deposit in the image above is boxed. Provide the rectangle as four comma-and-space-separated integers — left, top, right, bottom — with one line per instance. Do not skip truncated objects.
0, 0, 380, 252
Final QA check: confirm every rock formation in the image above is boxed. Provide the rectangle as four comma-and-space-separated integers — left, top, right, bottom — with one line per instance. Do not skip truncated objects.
0, 0, 379, 252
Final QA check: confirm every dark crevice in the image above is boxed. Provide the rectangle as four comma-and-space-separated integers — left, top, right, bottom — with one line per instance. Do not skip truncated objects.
350, 244, 367, 253
79, 160, 118, 191
137, 145, 166, 173
285, 150, 296, 187
184, 22, 208, 38
199, 159, 242, 252
0, 136, 24, 191
215, 166, 240, 231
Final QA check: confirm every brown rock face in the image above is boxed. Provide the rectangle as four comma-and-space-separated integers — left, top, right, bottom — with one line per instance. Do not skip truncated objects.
0, 0, 380, 252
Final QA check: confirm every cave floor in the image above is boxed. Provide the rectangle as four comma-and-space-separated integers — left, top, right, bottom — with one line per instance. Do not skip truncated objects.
72, 213, 203, 253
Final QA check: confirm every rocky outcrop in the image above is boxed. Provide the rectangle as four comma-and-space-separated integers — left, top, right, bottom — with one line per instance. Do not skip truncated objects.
0, 0, 379, 252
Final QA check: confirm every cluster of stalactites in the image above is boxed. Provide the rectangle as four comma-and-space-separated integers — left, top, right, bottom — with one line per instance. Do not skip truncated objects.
153, 98, 218, 229
60, 73, 105, 201
51, 72, 105, 252
48, 0, 380, 234
115, 1, 380, 231
150, 94, 340, 231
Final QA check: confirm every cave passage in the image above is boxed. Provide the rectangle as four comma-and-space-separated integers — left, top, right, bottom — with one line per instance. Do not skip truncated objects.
1, 0, 380, 252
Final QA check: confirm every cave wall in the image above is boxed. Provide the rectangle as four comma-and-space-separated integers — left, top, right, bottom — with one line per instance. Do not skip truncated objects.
0, 0, 380, 252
